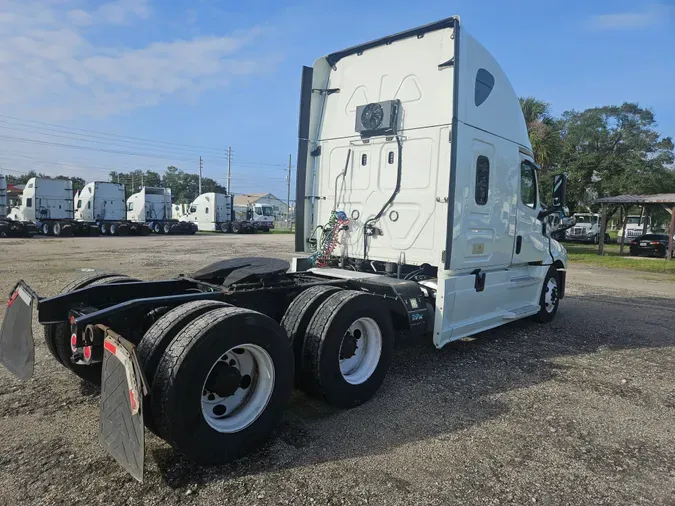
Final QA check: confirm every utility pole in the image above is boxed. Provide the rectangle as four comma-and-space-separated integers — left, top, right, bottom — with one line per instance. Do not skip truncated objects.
286, 154, 292, 229
199, 156, 203, 195
141, 173, 144, 188
227, 147, 232, 194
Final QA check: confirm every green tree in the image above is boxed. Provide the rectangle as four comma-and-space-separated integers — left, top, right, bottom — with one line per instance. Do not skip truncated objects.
558, 103, 674, 210
519, 96, 560, 169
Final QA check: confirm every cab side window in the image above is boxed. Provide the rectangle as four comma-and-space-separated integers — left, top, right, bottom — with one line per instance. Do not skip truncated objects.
475, 156, 489, 205
26, 198, 32, 208
520, 163, 537, 209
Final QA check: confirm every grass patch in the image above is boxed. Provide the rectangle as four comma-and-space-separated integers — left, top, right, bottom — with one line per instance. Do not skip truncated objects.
565, 242, 675, 277
270, 228, 294, 234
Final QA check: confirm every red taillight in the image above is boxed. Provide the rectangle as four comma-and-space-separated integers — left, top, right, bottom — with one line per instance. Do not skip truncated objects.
70, 333, 78, 351
630, 241, 637, 245
83, 346, 92, 361
651, 241, 661, 245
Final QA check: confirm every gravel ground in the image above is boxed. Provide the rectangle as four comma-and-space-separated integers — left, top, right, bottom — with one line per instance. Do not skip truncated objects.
0, 234, 673, 506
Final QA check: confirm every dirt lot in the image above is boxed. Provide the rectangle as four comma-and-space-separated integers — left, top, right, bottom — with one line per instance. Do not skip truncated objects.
0, 234, 674, 506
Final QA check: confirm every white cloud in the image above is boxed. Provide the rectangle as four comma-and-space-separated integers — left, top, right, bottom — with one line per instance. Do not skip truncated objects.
0, 1, 271, 120
586, 3, 673, 30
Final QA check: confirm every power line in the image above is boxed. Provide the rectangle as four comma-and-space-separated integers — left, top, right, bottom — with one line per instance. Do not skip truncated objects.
0, 121, 232, 161
0, 113, 231, 156
0, 114, 296, 169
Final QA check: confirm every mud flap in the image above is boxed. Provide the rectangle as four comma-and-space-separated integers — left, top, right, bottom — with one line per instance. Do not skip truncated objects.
99, 331, 148, 482
0, 282, 37, 381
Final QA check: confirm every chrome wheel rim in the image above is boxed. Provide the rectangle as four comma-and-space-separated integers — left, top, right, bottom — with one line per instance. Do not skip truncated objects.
339, 317, 382, 385
544, 278, 559, 313
201, 344, 275, 433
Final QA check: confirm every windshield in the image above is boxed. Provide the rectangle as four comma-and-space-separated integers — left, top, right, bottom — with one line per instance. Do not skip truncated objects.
628, 216, 650, 225
256, 205, 273, 217
574, 215, 596, 224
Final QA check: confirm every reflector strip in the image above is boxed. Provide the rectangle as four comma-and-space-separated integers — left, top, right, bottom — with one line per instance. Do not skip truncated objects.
7, 291, 18, 307
104, 341, 117, 355
129, 389, 137, 413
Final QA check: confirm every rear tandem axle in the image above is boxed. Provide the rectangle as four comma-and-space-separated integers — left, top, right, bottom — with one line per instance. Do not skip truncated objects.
0, 257, 428, 481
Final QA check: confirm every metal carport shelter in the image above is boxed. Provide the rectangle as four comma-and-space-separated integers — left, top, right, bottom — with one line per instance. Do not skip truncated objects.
594, 194, 675, 260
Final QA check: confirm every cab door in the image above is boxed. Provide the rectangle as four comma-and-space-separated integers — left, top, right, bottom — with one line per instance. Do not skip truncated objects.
512, 158, 548, 264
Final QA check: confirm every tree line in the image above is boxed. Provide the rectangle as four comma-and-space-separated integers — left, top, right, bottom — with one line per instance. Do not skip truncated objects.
520, 98, 675, 218
108, 166, 227, 204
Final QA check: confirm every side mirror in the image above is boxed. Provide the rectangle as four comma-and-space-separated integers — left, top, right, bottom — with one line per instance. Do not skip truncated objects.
552, 174, 567, 208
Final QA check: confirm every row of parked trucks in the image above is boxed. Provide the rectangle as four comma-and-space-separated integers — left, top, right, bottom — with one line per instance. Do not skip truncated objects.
0, 175, 275, 237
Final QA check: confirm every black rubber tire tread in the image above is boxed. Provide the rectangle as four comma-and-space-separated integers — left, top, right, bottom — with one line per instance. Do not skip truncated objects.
137, 300, 231, 433
59, 272, 124, 295
302, 290, 395, 408
281, 285, 341, 388
531, 267, 560, 323
151, 306, 293, 463
52, 275, 137, 385
86, 275, 138, 286
44, 272, 125, 365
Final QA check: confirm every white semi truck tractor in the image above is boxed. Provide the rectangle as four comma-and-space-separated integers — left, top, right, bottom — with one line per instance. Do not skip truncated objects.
565, 213, 610, 244
0, 16, 571, 481
0, 173, 37, 237
126, 186, 197, 235
233, 202, 275, 233
74, 182, 151, 236
181, 192, 274, 233
6, 177, 98, 236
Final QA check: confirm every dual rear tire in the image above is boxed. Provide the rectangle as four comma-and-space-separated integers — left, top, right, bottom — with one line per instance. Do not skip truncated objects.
140, 303, 293, 464
43, 273, 139, 385
137, 287, 394, 465
283, 289, 395, 408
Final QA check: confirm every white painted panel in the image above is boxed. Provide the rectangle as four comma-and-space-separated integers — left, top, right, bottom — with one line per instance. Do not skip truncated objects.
311, 27, 455, 266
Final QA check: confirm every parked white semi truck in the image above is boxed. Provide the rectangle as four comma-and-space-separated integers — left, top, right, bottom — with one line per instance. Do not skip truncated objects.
5, 177, 99, 236
0, 174, 37, 237
565, 213, 610, 244
74, 182, 151, 236
126, 187, 197, 234
180, 192, 275, 233
617, 215, 652, 243
233, 202, 275, 233
0, 16, 571, 481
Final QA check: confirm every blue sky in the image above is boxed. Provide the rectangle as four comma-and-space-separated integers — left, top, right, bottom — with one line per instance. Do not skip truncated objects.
0, 0, 673, 199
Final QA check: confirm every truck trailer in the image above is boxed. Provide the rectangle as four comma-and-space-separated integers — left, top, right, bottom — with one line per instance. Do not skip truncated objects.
6, 177, 98, 236
126, 186, 197, 235
0, 174, 37, 237
75, 182, 151, 236
0, 16, 570, 482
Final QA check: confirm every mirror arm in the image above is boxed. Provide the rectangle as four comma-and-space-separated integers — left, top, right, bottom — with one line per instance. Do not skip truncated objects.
537, 207, 557, 221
